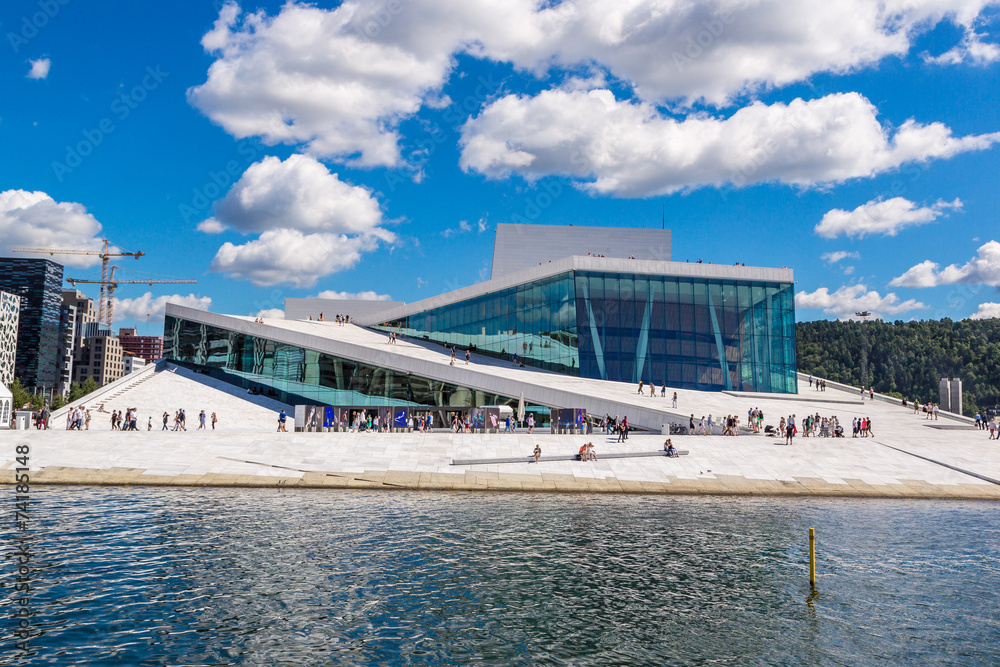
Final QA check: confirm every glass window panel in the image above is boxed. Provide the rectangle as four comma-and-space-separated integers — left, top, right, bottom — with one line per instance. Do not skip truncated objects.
619, 277, 634, 301
663, 279, 678, 303
693, 282, 708, 305
633, 277, 648, 302
678, 280, 693, 305
604, 276, 619, 301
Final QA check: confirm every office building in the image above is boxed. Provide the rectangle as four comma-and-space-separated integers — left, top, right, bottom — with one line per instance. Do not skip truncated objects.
0, 290, 20, 388
73, 331, 125, 387
0, 258, 64, 394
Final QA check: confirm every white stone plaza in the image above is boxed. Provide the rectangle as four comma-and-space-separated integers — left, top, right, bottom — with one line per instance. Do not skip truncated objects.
4, 347, 998, 499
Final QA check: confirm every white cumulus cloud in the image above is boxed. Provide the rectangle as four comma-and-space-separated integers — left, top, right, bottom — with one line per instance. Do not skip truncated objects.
795, 283, 928, 319
188, 1, 465, 167
204, 155, 394, 287
114, 293, 212, 321
210, 155, 383, 234
0, 190, 113, 267
189, 1, 1000, 168
254, 307, 285, 319
459, 90, 1000, 197
815, 197, 963, 239
211, 230, 385, 288
970, 302, 1000, 319
312, 290, 392, 300
26, 58, 51, 79
890, 241, 1000, 287
197, 218, 227, 234
821, 251, 860, 264
925, 28, 1000, 65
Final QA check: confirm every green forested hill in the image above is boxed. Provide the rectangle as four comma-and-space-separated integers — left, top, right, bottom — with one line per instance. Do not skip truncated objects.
795, 318, 1000, 416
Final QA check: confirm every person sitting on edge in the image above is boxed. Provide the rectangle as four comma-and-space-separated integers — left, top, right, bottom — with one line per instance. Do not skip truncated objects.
586, 442, 597, 461
664, 439, 677, 458
533, 444, 541, 463
579, 443, 588, 461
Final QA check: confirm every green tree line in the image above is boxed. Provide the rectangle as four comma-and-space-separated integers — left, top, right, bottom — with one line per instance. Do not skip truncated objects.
796, 318, 1000, 416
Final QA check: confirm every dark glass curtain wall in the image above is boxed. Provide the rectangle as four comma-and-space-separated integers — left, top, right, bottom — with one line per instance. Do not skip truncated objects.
164, 316, 532, 409
374, 270, 797, 393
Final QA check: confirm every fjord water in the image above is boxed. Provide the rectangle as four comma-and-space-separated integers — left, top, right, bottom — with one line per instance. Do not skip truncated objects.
3, 488, 998, 666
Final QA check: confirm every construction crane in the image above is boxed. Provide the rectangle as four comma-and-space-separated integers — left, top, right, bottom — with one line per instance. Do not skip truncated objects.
67, 267, 197, 330
12, 239, 144, 324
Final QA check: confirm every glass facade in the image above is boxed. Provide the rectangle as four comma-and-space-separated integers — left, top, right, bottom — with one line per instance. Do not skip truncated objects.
377, 272, 579, 375
0, 258, 65, 392
375, 270, 797, 393
163, 316, 546, 414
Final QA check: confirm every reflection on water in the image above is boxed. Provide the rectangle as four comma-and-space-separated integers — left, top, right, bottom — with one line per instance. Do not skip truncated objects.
2, 488, 998, 665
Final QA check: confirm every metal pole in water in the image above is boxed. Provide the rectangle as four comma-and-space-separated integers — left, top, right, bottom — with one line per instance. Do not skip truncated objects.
809, 527, 816, 587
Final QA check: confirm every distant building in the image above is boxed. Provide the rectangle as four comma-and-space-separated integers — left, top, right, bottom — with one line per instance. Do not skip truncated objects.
940, 377, 963, 414
118, 327, 163, 364
73, 329, 125, 387
0, 258, 64, 395
0, 290, 19, 388
57, 302, 76, 396
62, 289, 98, 338
123, 351, 146, 375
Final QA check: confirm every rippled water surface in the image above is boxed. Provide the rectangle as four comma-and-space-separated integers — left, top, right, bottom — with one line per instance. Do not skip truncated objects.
2, 488, 999, 665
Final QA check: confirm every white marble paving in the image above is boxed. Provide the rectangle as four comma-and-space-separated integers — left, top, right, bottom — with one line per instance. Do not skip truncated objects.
4, 346, 999, 493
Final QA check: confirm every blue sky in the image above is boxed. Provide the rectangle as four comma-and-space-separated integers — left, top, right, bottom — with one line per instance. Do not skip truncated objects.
3, 0, 1000, 333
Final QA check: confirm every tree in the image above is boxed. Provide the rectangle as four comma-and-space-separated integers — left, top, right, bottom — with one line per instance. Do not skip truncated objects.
9, 378, 30, 411
80, 377, 99, 398
67, 382, 84, 402
50, 393, 64, 410
797, 318, 1000, 417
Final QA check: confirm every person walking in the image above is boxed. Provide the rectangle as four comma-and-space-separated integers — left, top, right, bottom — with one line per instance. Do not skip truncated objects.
199, 410, 207, 430
278, 409, 287, 432
661, 382, 666, 397
689, 414, 695, 434
211, 412, 217, 430
637, 381, 644, 396
465, 349, 470, 365
672, 392, 678, 409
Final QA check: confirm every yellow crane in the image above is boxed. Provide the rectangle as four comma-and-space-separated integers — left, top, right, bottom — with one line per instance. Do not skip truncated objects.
12, 239, 144, 324
67, 267, 197, 330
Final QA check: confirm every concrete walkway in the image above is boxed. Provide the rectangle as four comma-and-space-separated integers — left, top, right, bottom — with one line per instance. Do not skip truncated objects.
5, 356, 998, 499
4, 426, 998, 499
